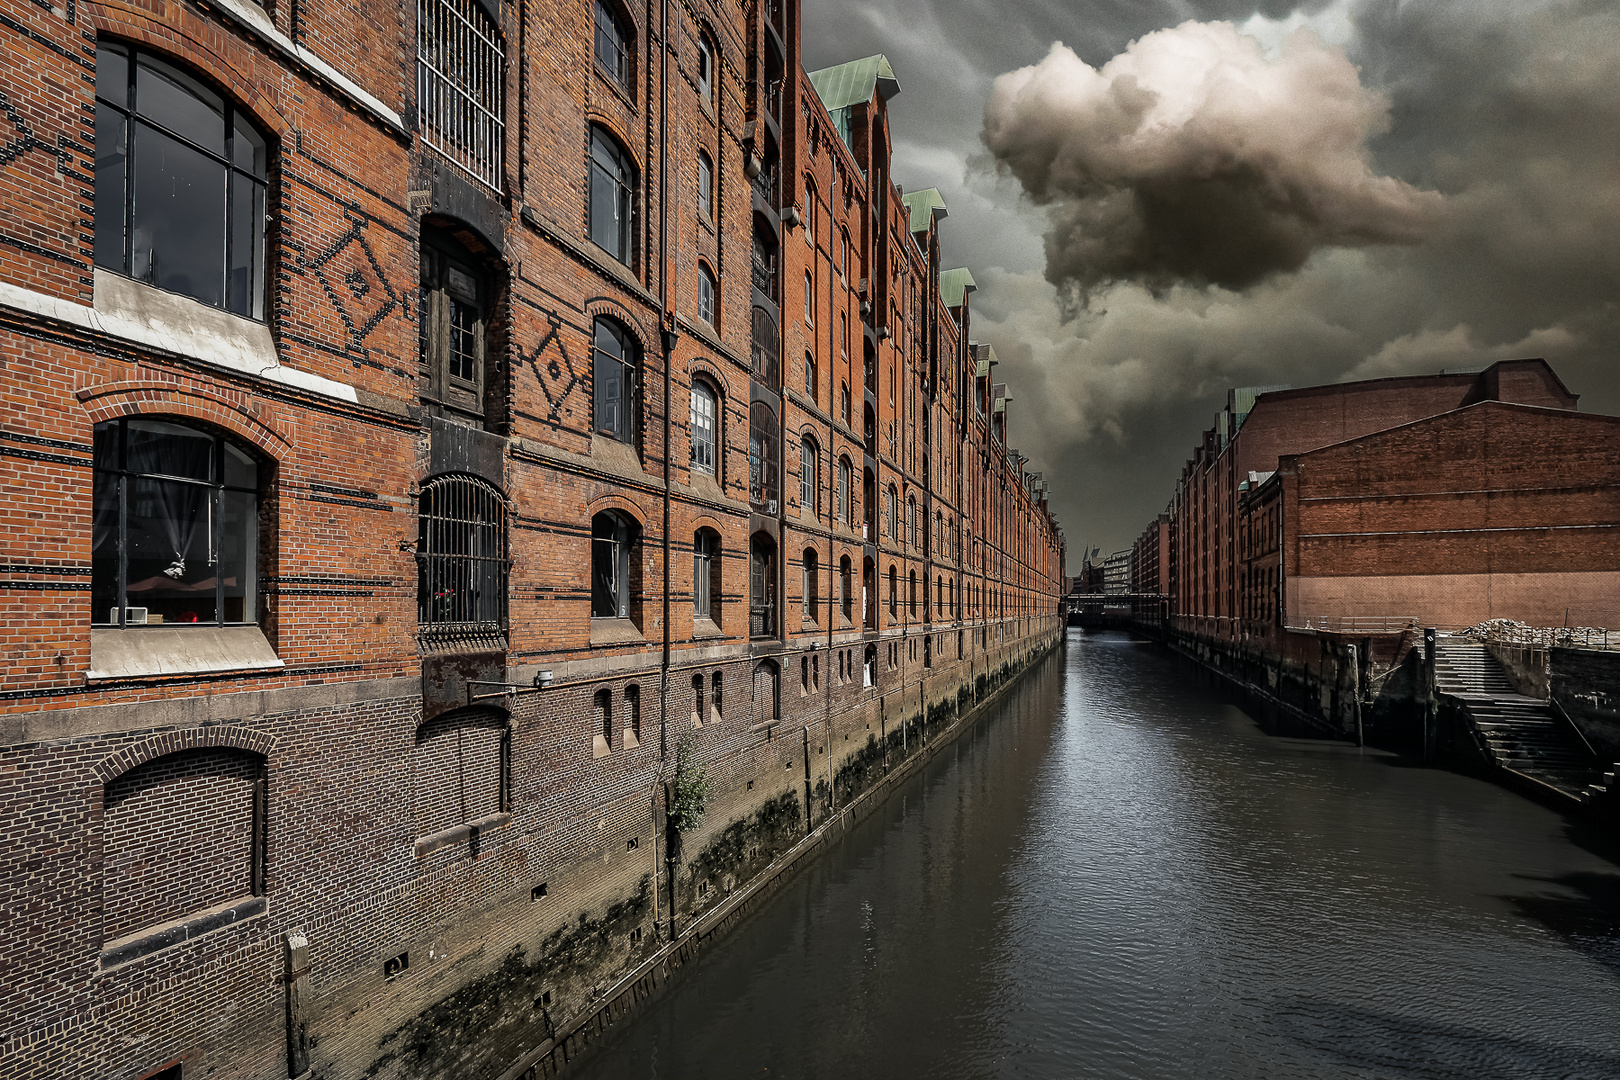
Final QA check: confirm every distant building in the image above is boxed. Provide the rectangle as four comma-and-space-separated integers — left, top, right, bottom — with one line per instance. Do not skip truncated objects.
1155, 359, 1619, 635
1103, 550, 1132, 595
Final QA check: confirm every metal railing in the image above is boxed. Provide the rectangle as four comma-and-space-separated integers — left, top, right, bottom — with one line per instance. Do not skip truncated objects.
751, 253, 776, 301
1465, 620, 1619, 651
1298, 615, 1418, 634
749, 601, 775, 639
752, 162, 778, 207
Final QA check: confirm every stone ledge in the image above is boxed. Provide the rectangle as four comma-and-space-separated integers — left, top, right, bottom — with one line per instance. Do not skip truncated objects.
99, 895, 267, 970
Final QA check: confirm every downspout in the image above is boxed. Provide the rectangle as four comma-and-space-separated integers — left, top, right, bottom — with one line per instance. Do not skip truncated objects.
656, 0, 677, 938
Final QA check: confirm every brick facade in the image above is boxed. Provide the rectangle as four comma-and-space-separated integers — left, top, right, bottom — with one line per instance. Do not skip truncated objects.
1145, 360, 1617, 641
0, 0, 1064, 1074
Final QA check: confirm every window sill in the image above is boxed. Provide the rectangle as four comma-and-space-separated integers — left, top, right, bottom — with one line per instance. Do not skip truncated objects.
87, 626, 284, 681
100, 894, 267, 970
692, 616, 724, 640
414, 812, 512, 859
590, 618, 645, 646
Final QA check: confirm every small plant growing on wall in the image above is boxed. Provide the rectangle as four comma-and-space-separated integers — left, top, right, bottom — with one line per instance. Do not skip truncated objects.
669, 733, 709, 832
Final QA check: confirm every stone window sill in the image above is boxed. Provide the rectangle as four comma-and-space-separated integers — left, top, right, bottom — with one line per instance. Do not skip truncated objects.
100, 894, 267, 970
590, 618, 645, 646
692, 615, 723, 639
88, 626, 284, 681
414, 812, 512, 859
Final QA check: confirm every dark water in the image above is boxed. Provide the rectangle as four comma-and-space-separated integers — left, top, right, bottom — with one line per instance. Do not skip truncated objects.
573, 632, 1620, 1079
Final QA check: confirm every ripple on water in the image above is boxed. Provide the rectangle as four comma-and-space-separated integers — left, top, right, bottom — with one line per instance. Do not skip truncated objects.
569, 635, 1620, 1080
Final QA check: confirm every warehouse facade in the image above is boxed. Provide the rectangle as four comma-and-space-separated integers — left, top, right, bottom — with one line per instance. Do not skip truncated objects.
0, 0, 1065, 1075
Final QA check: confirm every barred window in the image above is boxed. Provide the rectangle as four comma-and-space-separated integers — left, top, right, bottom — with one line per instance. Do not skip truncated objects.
748, 401, 779, 512
417, 474, 507, 635
417, 0, 506, 191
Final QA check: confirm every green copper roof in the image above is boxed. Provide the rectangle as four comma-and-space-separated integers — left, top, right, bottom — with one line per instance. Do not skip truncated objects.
901, 188, 948, 233
939, 267, 977, 309
807, 55, 901, 113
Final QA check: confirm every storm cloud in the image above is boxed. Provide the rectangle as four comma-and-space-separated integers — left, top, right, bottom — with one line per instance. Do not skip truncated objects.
982, 23, 1442, 294
803, 0, 1620, 553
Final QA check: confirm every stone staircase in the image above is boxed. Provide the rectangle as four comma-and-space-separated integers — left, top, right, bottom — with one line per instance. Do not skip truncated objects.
1434, 639, 1601, 802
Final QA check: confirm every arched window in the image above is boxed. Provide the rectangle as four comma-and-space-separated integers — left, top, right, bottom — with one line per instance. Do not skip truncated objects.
840, 381, 851, 427
94, 45, 269, 318
625, 684, 641, 748
748, 401, 779, 511
416, 708, 509, 834
799, 435, 818, 514
696, 34, 715, 105
589, 126, 635, 263
697, 262, 717, 325
420, 225, 495, 427
836, 456, 851, 525
592, 689, 613, 757
752, 658, 780, 725
417, 473, 508, 635
839, 555, 853, 623
909, 569, 917, 616
907, 497, 917, 549
92, 419, 260, 628
689, 377, 718, 476
693, 527, 720, 621
697, 150, 714, 220
803, 270, 814, 324
804, 351, 817, 400
804, 179, 816, 245
102, 747, 266, 945
417, 0, 506, 189
592, 510, 638, 619
887, 564, 897, 616
594, 0, 633, 90
884, 485, 896, 538
802, 547, 818, 623
751, 305, 779, 384
593, 317, 638, 443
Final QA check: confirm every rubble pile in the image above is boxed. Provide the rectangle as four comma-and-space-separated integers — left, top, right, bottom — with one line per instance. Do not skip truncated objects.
1456, 619, 1614, 648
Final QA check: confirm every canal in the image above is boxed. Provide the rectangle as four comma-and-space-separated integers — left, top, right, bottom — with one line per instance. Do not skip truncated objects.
572, 631, 1620, 1079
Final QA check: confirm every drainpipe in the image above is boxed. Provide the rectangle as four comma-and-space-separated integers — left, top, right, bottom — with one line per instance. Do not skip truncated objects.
656, 0, 676, 937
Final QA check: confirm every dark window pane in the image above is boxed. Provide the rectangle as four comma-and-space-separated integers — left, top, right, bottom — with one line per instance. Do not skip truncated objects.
449, 297, 478, 381
96, 45, 129, 107
92, 466, 120, 624
590, 158, 618, 255
136, 56, 225, 154
232, 112, 266, 175
94, 104, 128, 272
222, 442, 257, 489
125, 476, 218, 623
127, 419, 214, 481
220, 489, 258, 622
227, 173, 256, 316
132, 124, 227, 307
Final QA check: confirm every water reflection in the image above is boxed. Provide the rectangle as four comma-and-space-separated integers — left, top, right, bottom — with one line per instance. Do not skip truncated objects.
571, 632, 1620, 1079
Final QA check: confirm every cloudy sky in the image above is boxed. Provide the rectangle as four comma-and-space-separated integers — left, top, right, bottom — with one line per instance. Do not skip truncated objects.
801, 0, 1620, 560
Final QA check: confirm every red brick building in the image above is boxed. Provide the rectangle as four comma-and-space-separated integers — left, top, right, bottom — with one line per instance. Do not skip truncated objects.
1155, 360, 1617, 639
0, 0, 1064, 1075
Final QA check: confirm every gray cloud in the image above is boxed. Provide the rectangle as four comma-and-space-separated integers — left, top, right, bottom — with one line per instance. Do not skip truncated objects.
982, 24, 1443, 294
804, 0, 1620, 555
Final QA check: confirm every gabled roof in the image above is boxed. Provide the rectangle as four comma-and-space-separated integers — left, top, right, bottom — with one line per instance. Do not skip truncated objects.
807, 55, 901, 113
901, 187, 947, 233
939, 267, 976, 309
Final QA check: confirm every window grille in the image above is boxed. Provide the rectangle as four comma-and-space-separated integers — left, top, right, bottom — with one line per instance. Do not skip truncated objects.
418, 474, 507, 636
748, 402, 779, 512
418, 0, 506, 191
